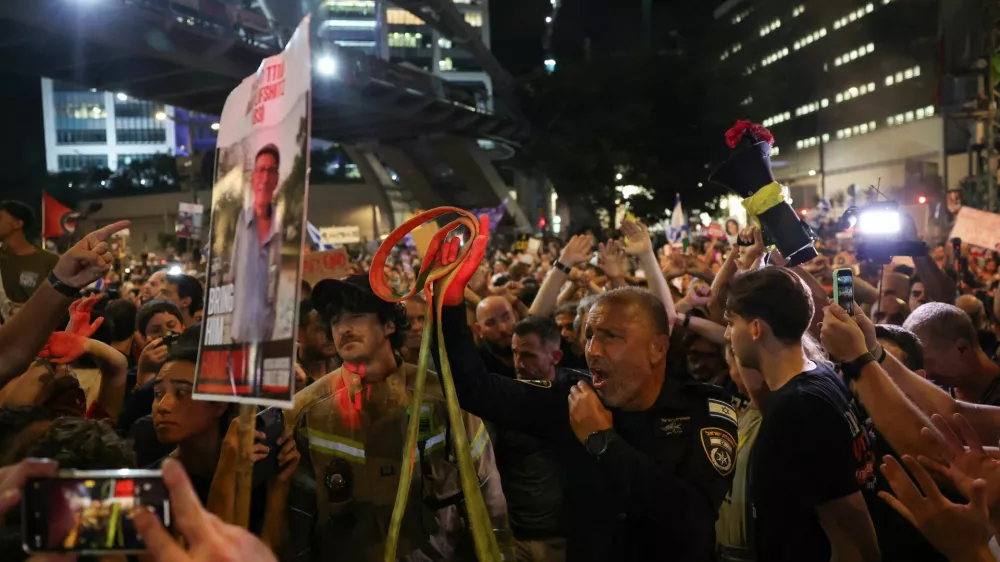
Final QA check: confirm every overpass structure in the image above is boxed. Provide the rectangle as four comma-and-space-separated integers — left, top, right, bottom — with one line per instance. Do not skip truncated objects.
0, 0, 533, 230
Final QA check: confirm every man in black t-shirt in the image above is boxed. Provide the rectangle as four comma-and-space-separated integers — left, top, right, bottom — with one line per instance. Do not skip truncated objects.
725, 267, 880, 562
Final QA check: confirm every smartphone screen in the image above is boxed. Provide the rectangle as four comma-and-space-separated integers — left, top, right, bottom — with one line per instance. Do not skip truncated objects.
22, 470, 169, 554
834, 268, 855, 316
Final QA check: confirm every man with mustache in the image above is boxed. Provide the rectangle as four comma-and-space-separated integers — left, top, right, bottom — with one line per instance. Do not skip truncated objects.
434, 220, 737, 562
289, 275, 508, 561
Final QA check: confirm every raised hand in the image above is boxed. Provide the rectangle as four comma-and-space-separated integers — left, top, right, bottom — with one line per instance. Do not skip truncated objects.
736, 226, 765, 271
275, 427, 301, 484
597, 239, 627, 280
37, 332, 88, 365
66, 294, 105, 337
620, 219, 653, 256
131, 459, 279, 562
558, 234, 594, 268
918, 413, 1000, 530
51, 221, 130, 290
819, 304, 868, 362
879, 454, 994, 561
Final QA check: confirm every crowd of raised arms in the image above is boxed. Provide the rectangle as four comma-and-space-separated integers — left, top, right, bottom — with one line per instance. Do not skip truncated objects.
3, 196, 1000, 562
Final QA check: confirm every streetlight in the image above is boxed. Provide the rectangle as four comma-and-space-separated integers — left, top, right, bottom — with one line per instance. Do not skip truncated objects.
155, 111, 167, 121
698, 182, 703, 187
615, 173, 623, 181
317, 55, 338, 77
808, 169, 817, 176
210, 122, 220, 131
116, 92, 128, 102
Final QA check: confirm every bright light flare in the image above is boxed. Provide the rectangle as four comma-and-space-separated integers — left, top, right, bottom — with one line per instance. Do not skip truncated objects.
168, 265, 183, 275
116, 92, 128, 102
857, 210, 900, 235
155, 111, 167, 121
808, 169, 817, 176
317, 56, 338, 77
917, 196, 927, 204
210, 122, 220, 131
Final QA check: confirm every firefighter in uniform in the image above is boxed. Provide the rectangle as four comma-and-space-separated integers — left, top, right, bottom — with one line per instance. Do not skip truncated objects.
433, 224, 738, 562
287, 275, 508, 561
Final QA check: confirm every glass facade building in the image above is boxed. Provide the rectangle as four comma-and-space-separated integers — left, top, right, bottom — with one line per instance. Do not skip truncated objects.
41, 78, 219, 174
320, 0, 494, 111
711, 0, 945, 205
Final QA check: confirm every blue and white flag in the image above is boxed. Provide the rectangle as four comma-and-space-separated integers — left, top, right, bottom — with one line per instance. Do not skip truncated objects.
306, 221, 331, 250
667, 194, 689, 245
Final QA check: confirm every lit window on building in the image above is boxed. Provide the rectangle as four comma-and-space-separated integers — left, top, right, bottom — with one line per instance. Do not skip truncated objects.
386, 8, 424, 25
833, 3, 874, 30
833, 43, 874, 67
884, 65, 920, 87
835, 120, 877, 139
771, 146, 780, 155
761, 46, 789, 67
731, 8, 752, 25
464, 11, 483, 27
388, 32, 423, 48
759, 18, 781, 37
58, 154, 109, 171
439, 57, 454, 71
53, 83, 108, 145
795, 136, 820, 149
762, 111, 791, 127
792, 5, 805, 17
438, 37, 453, 49
887, 106, 934, 127
794, 27, 827, 50
795, 100, 824, 117
835, 82, 876, 103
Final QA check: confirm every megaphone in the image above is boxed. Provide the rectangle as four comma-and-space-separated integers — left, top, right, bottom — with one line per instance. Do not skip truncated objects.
708, 121, 818, 267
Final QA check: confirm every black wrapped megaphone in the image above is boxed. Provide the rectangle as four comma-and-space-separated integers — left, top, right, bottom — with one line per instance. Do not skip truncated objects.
708, 120, 818, 267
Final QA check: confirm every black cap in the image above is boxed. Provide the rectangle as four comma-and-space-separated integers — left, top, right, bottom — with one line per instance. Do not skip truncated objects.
0, 201, 34, 232
311, 274, 396, 319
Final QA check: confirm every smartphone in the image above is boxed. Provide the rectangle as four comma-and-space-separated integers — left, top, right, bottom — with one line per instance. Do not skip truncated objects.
161, 332, 181, 350
833, 268, 855, 316
22, 469, 169, 555
253, 407, 285, 487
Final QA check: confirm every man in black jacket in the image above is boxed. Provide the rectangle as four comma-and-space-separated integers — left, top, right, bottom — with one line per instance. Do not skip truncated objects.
436, 279, 736, 561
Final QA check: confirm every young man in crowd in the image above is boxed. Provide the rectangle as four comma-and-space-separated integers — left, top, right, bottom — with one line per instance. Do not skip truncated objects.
105, 297, 140, 368
159, 273, 204, 326
296, 299, 339, 386
0, 201, 59, 320
903, 302, 1000, 405
437, 227, 737, 562
494, 315, 584, 561
725, 267, 880, 562
400, 293, 427, 365
289, 275, 508, 561
116, 299, 186, 435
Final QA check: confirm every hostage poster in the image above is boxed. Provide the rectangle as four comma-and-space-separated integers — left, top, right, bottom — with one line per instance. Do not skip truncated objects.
193, 16, 311, 408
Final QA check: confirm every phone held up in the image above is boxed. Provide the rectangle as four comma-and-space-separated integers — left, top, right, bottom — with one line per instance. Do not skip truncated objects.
22, 469, 170, 555
253, 407, 285, 487
832, 267, 855, 316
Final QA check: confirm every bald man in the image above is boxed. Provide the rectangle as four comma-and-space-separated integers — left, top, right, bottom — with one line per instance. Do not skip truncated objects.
956, 293, 999, 362
904, 302, 1000, 405
141, 270, 167, 304
474, 296, 517, 378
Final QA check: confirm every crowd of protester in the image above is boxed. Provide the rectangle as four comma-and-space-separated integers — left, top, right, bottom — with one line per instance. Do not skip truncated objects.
4, 194, 1000, 562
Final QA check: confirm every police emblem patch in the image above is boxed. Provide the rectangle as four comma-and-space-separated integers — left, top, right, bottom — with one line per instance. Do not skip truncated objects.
707, 399, 738, 425
516, 379, 552, 388
658, 416, 689, 437
700, 428, 736, 476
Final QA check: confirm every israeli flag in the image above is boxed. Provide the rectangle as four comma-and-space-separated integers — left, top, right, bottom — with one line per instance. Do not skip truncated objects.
306, 221, 330, 250
667, 194, 689, 244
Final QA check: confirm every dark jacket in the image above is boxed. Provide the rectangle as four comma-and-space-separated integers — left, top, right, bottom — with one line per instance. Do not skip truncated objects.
436, 305, 737, 562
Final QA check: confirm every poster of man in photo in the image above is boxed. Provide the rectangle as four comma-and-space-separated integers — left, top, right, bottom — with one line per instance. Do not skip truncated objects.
194, 16, 311, 408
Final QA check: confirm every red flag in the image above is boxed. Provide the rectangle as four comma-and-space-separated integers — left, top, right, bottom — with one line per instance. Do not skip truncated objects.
42, 192, 77, 239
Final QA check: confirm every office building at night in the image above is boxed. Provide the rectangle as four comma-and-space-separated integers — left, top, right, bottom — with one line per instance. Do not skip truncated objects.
41, 78, 218, 174
712, 0, 962, 210
319, 0, 494, 111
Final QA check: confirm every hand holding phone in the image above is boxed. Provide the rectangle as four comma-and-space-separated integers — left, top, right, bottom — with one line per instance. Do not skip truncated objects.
833, 268, 855, 316
22, 469, 170, 555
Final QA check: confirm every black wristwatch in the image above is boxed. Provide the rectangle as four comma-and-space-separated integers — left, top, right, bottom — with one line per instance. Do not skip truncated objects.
841, 351, 877, 383
553, 260, 572, 275
872, 343, 887, 364
584, 429, 616, 457
47, 271, 81, 298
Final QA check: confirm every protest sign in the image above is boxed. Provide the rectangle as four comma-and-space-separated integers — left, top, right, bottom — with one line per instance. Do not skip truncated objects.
194, 17, 311, 408
706, 222, 725, 240
302, 248, 353, 287
514, 233, 530, 252
176, 203, 204, 239
319, 225, 361, 245
950, 207, 1000, 251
